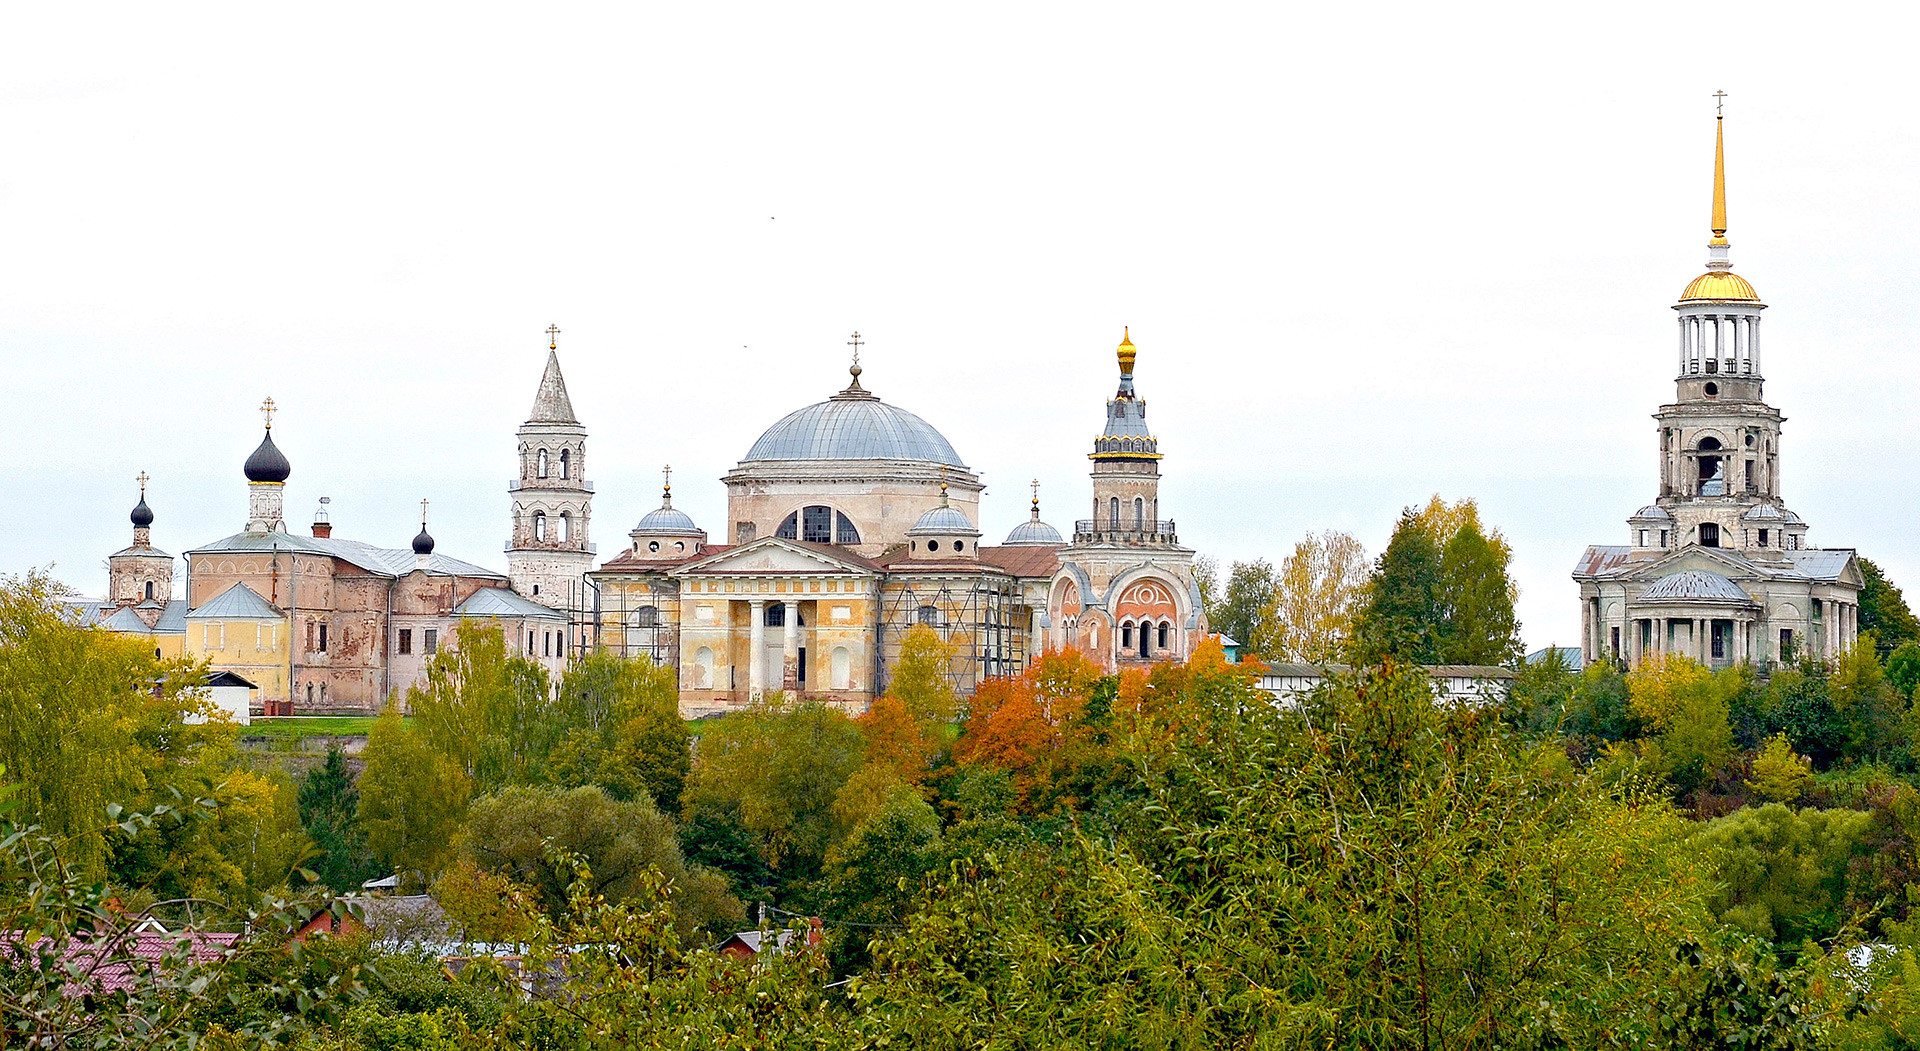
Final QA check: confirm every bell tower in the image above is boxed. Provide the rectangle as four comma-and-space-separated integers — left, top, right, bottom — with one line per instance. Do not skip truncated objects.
507, 325, 595, 611
108, 471, 175, 612
1646, 104, 1795, 558
1079, 329, 1174, 545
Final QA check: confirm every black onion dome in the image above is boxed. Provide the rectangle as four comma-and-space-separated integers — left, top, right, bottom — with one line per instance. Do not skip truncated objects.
412, 526, 435, 555
243, 429, 291, 483
130, 497, 154, 528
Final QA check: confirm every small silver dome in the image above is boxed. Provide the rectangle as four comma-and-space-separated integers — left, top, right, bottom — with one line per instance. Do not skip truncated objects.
634, 506, 700, 535
908, 504, 978, 536
1003, 518, 1064, 546
1629, 505, 1672, 520
743, 383, 964, 465
1742, 504, 1785, 521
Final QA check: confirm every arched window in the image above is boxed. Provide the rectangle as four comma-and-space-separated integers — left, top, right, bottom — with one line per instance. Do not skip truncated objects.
831, 646, 852, 690
537, 449, 549, 478
144, 580, 155, 600
1109, 497, 1120, 529
1157, 622, 1170, 650
1121, 622, 1134, 650
306, 683, 314, 705
534, 512, 547, 541
559, 449, 571, 480
765, 603, 786, 627
775, 506, 861, 545
1134, 497, 1145, 530
1139, 625, 1151, 659
631, 606, 661, 628
835, 512, 861, 545
558, 512, 571, 542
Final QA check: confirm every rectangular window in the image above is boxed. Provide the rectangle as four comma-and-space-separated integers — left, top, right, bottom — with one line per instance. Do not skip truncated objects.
1711, 622, 1726, 660
1699, 523, 1719, 548
1610, 626, 1621, 660
1638, 529, 1648, 547
1758, 528, 1768, 547
802, 505, 833, 543
1780, 628, 1794, 663
529, 631, 537, 653
543, 632, 552, 657
423, 629, 438, 655
1660, 529, 1669, 547
398, 629, 412, 655
318, 624, 328, 652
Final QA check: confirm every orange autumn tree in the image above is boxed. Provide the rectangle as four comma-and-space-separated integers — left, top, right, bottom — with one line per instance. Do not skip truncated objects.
956, 648, 1112, 813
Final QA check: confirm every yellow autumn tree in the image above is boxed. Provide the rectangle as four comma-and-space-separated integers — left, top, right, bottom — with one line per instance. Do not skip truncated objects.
1627, 653, 1735, 791
1746, 733, 1812, 803
1257, 529, 1369, 663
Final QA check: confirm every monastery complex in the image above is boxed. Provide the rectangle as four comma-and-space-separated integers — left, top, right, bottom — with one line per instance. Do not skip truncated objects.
74, 111, 1862, 715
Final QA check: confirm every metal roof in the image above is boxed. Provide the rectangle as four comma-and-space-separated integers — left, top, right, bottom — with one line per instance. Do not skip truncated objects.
188, 583, 284, 620
908, 505, 979, 536
742, 389, 965, 465
1639, 569, 1753, 603
1573, 545, 1635, 577
527, 349, 578, 424
96, 599, 190, 634
1742, 504, 1786, 521
188, 530, 505, 580
1785, 549, 1854, 581
1003, 517, 1065, 546
453, 587, 564, 619
633, 505, 701, 535
1630, 505, 1672, 520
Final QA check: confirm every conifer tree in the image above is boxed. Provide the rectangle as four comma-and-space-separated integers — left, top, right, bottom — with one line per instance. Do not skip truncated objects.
294, 747, 378, 892
1352, 510, 1443, 663
1437, 521, 1523, 666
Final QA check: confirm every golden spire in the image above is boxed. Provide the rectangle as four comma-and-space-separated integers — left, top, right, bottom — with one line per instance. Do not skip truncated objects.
1710, 92, 1728, 246
1116, 327, 1136, 375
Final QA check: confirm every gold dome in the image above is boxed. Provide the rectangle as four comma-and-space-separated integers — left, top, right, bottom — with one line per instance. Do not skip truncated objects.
1680, 271, 1761, 303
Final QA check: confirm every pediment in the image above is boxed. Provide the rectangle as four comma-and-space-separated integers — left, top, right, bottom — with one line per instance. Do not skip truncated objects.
1629, 546, 1759, 582
672, 538, 876, 578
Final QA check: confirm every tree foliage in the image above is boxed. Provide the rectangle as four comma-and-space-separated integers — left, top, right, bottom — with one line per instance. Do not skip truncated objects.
1208, 559, 1275, 654
358, 705, 471, 884
1861, 557, 1920, 659
296, 747, 378, 893
1259, 528, 1368, 663
405, 620, 552, 792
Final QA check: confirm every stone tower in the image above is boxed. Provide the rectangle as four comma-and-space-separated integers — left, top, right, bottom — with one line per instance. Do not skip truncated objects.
108, 472, 175, 613
1081, 329, 1172, 543
507, 329, 594, 612
1643, 111, 1797, 558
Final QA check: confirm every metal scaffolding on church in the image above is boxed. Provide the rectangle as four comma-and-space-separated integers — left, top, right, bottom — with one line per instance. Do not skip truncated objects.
877, 574, 1026, 697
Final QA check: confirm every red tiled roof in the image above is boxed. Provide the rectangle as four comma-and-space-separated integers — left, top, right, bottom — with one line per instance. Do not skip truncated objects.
2, 930, 239, 995
978, 545, 1062, 579
597, 544, 730, 573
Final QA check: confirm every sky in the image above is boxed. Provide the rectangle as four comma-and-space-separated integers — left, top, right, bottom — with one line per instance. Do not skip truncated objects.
3, 3, 1916, 651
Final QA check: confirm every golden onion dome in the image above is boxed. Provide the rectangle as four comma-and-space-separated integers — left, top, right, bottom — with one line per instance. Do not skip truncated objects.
1679, 271, 1761, 303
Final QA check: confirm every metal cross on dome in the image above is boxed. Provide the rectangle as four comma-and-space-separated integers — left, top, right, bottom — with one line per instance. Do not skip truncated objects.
547, 324, 561, 350
137, 470, 149, 495
260, 397, 277, 429
663, 464, 672, 495
420, 498, 429, 525
1714, 90, 1726, 116
847, 331, 862, 368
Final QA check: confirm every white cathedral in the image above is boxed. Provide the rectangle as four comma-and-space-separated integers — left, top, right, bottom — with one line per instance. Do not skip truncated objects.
1572, 112, 1863, 670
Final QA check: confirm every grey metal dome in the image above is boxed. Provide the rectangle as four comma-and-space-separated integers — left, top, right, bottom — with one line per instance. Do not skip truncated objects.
1004, 517, 1064, 546
1640, 570, 1751, 603
1742, 504, 1785, 521
743, 381, 964, 465
908, 504, 978, 536
1629, 505, 1672, 520
635, 505, 700, 535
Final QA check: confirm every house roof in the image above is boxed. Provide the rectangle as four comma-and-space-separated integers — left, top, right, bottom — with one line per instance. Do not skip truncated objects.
0, 931, 239, 995
1785, 549, 1856, 581
188, 583, 284, 620
977, 544, 1061, 579
1573, 545, 1636, 577
188, 530, 505, 580
96, 599, 190, 634
453, 587, 565, 620
204, 670, 257, 688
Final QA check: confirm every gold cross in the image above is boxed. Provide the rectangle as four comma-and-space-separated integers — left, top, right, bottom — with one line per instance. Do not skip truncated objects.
847, 331, 863, 367
1713, 90, 1727, 117
1030, 478, 1039, 505
260, 396, 277, 429
663, 464, 672, 495
137, 471, 149, 495
547, 323, 561, 350
420, 498, 429, 525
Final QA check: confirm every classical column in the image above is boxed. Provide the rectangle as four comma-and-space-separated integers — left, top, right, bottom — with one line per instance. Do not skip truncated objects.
748, 598, 767, 700
781, 600, 800, 692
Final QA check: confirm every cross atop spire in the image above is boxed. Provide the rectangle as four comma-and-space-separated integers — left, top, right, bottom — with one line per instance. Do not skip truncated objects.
137, 470, 149, 496
260, 396, 277, 430
546, 323, 561, 350
420, 498, 429, 527
1710, 93, 1729, 247
836, 331, 872, 397
939, 464, 950, 506
1714, 89, 1726, 117
662, 464, 673, 505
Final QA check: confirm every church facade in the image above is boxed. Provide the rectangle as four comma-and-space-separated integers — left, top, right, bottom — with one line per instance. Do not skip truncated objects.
87, 330, 1208, 716
1572, 113, 1863, 671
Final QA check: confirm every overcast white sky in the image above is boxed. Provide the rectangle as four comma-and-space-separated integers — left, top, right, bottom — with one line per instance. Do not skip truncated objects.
4, 3, 1916, 651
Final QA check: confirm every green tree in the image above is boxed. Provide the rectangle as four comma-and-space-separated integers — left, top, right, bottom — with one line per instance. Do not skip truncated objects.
1210, 559, 1275, 654
1889, 639, 1920, 701
1436, 521, 1522, 666
550, 651, 690, 811
1861, 558, 1920, 659
295, 747, 378, 893
358, 705, 471, 884
405, 619, 552, 791
1627, 654, 1737, 792
682, 698, 866, 887
462, 783, 741, 937
1352, 510, 1444, 663
1830, 636, 1907, 763
1689, 803, 1878, 944
1746, 733, 1812, 803
888, 624, 957, 724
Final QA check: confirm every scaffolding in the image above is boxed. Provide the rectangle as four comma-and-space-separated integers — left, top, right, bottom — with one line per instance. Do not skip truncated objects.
877, 571, 1029, 697
593, 575, 680, 669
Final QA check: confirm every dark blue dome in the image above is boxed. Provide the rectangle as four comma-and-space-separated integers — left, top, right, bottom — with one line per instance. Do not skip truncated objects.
130, 497, 154, 528
412, 526, 435, 555
244, 429, 291, 483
